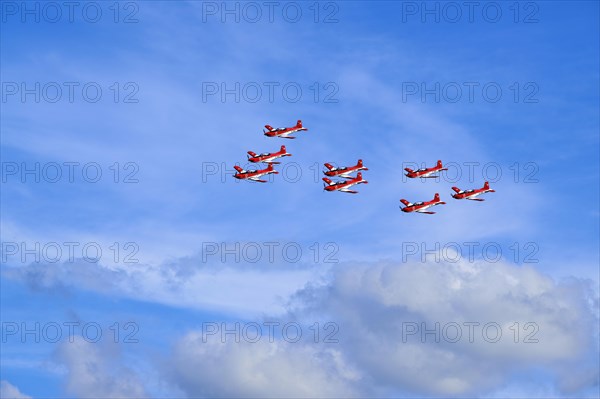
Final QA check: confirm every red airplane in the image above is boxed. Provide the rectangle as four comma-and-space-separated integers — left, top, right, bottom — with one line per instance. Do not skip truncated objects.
247, 145, 291, 164
404, 160, 448, 178
451, 182, 495, 201
400, 193, 446, 214
233, 164, 278, 183
263, 120, 307, 139
323, 172, 368, 194
323, 159, 368, 179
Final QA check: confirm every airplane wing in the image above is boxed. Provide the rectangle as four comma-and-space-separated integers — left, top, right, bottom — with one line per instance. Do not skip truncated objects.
339, 189, 358, 194
416, 210, 435, 214
466, 198, 485, 201
249, 177, 267, 183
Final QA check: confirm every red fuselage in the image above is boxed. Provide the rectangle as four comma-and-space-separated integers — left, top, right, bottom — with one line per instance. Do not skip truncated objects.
405, 161, 448, 178
323, 173, 368, 193
248, 147, 291, 163
452, 183, 495, 200
264, 121, 307, 139
324, 161, 368, 178
234, 165, 278, 182
400, 194, 446, 214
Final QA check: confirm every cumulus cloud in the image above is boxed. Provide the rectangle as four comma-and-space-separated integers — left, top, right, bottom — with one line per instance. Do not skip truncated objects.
0, 381, 31, 399
167, 258, 598, 397
54, 337, 147, 398
3, 250, 597, 397
168, 337, 362, 398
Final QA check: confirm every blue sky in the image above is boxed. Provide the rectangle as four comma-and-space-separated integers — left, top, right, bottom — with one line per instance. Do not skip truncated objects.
1, 1, 599, 397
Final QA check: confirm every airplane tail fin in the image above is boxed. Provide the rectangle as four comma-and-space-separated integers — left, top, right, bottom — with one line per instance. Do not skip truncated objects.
322, 177, 333, 185
247, 151, 257, 157
234, 166, 244, 173
297, 120, 302, 128
404, 167, 414, 173
266, 163, 278, 174
265, 125, 274, 131
357, 172, 363, 180
437, 160, 443, 167
400, 199, 411, 206
433, 193, 440, 202
484, 181, 495, 192
357, 159, 363, 167
280, 145, 286, 152
324, 163, 335, 171
451, 187, 461, 193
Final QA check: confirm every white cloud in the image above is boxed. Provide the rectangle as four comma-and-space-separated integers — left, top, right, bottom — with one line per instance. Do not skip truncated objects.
165, 258, 598, 397
168, 336, 362, 398
0, 381, 31, 399
3, 246, 597, 397
55, 337, 146, 398
1, 255, 324, 317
